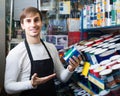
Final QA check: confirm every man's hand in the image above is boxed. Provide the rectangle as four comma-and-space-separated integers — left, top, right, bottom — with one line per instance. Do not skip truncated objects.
31, 73, 56, 87
67, 55, 82, 72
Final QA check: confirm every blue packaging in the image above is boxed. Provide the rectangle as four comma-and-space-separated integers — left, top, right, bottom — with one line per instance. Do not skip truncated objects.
63, 47, 80, 63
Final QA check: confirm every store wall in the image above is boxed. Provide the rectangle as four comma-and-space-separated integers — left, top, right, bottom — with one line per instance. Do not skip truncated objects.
14, 0, 38, 20
0, 0, 6, 87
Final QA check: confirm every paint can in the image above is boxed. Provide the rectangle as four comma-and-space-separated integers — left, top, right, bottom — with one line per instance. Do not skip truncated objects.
92, 43, 102, 48
108, 44, 116, 50
100, 34, 113, 40
75, 45, 86, 51
110, 55, 120, 61
117, 59, 120, 64
105, 11, 111, 26
99, 89, 112, 96
75, 45, 87, 62
84, 41, 94, 47
109, 38, 120, 43
88, 47, 99, 65
81, 47, 91, 62
77, 90, 87, 96
103, 38, 114, 43
99, 69, 116, 89
108, 43, 116, 47
94, 38, 104, 44
93, 66, 106, 78
89, 64, 100, 75
99, 59, 111, 66
114, 35, 120, 39
94, 48, 108, 63
63, 46, 81, 63
82, 93, 90, 96
110, 85, 120, 96
99, 49, 116, 61
111, 9, 117, 25
116, 43, 120, 47
112, 64, 120, 84
97, 43, 109, 48
102, 43, 115, 49
84, 47, 94, 63
73, 88, 83, 96
116, 46, 120, 54
105, 60, 118, 69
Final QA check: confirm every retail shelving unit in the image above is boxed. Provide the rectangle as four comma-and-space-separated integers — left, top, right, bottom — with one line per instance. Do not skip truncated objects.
77, 82, 95, 95
7, 0, 39, 51
73, 0, 120, 95
83, 25, 120, 32
55, 1, 120, 95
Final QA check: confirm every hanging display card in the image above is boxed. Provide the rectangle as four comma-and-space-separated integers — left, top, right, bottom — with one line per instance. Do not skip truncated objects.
59, 1, 70, 14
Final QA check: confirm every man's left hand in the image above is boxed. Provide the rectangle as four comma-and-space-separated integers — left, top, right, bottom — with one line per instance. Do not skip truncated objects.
67, 55, 82, 72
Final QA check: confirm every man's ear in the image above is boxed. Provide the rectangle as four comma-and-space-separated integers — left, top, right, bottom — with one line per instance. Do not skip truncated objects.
21, 23, 24, 30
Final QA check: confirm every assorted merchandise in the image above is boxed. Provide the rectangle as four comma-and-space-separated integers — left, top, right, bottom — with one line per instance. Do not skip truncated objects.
6, 0, 120, 95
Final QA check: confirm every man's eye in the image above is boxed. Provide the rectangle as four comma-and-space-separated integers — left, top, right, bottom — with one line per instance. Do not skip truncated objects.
26, 19, 31, 23
34, 18, 40, 22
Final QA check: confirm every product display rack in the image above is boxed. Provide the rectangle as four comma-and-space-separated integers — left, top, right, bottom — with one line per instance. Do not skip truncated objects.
83, 25, 120, 32
88, 73, 104, 89
71, 71, 102, 95
77, 82, 95, 95
73, 0, 120, 95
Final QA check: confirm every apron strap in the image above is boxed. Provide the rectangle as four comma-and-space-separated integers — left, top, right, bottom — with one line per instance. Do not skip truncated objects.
24, 39, 33, 62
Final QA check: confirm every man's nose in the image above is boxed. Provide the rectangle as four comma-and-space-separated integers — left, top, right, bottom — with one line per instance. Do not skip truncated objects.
31, 21, 36, 26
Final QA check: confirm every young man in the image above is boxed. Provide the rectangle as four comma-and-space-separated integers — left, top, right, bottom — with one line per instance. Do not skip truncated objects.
4, 7, 82, 96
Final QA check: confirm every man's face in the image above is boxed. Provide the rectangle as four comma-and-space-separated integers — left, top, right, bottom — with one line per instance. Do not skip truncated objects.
21, 13, 42, 38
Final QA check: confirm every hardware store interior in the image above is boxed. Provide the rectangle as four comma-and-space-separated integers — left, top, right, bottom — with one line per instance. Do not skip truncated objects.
1, 0, 120, 96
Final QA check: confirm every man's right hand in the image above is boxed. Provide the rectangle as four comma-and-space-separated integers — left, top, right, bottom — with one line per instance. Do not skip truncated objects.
31, 73, 56, 87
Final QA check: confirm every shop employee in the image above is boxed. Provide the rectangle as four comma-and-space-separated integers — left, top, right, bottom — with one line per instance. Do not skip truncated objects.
4, 7, 82, 96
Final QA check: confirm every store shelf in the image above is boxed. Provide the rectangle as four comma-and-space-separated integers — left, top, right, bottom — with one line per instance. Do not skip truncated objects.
77, 82, 96, 95
8, 38, 24, 51
9, 38, 24, 43
88, 74, 104, 90
82, 25, 120, 32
